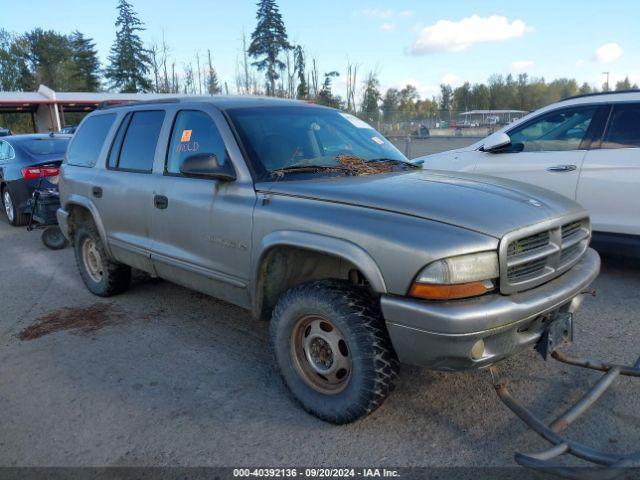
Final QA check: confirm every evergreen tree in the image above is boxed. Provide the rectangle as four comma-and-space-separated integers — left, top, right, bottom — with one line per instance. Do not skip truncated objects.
578, 82, 592, 95
106, 0, 152, 93
294, 45, 307, 99
381, 88, 400, 123
360, 72, 381, 123
69, 31, 100, 91
207, 49, 221, 95
615, 76, 633, 91
248, 0, 290, 96
452, 82, 471, 112
0, 29, 33, 91
24, 29, 72, 90
316, 71, 342, 108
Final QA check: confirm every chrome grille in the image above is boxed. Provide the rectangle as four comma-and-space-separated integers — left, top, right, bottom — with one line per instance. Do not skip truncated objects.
500, 215, 590, 294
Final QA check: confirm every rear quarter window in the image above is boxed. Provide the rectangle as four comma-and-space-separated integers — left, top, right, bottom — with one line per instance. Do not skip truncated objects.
66, 113, 116, 167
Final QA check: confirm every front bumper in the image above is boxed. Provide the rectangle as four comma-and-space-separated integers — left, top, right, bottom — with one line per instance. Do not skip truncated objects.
381, 248, 600, 371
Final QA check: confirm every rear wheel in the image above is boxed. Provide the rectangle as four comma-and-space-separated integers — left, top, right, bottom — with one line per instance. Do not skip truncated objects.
270, 280, 399, 424
73, 222, 131, 296
2, 187, 29, 226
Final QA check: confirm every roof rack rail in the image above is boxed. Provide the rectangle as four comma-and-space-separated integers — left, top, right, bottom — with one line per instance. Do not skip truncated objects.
98, 98, 181, 110
563, 89, 640, 101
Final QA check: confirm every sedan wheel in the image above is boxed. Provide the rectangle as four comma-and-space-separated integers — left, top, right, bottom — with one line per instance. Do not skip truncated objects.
3, 189, 14, 223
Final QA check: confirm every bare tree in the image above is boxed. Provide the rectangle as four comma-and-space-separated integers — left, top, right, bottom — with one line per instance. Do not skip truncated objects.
345, 60, 359, 113
169, 62, 177, 93
148, 42, 161, 92
285, 47, 296, 98
310, 56, 319, 98
161, 31, 170, 92
195, 51, 202, 95
183, 62, 195, 94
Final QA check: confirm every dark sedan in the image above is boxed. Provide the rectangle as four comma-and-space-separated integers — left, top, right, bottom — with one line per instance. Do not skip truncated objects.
0, 134, 70, 226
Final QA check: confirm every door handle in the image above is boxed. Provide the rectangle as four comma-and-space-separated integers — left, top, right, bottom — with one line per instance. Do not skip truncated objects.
92, 186, 103, 198
547, 165, 577, 173
154, 194, 168, 209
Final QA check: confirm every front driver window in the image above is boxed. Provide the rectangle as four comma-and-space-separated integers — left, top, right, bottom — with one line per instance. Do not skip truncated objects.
166, 110, 228, 175
508, 106, 597, 152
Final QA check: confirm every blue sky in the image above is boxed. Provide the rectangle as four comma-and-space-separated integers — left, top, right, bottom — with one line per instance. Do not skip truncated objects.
3, 0, 639, 98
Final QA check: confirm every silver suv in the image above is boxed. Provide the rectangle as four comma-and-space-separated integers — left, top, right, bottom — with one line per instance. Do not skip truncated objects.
58, 97, 600, 423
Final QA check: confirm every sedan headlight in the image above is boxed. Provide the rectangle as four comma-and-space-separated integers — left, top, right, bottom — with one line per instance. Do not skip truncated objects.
409, 251, 499, 300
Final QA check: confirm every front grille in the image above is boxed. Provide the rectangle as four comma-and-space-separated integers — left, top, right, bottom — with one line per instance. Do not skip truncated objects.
500, 216, 590, 294
507, 257, 548, 281
507, 230, 550, 257
562, 221, 583, 242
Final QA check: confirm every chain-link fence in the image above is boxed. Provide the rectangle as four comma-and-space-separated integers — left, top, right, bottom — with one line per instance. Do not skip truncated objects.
362, 110, 526, 158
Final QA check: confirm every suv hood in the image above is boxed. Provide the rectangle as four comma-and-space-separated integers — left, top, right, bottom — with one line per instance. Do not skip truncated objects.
258, 171, 585, 238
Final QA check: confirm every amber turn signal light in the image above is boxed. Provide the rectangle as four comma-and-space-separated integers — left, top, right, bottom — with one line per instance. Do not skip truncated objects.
409, 281, 492, 300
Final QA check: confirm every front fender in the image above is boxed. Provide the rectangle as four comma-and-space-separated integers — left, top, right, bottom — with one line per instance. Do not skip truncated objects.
252, 230, 387, 315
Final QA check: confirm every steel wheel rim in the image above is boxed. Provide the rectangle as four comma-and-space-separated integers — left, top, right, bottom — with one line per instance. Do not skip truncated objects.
291, 314, 352, 395
81, 238, 103, 283
3, 190, 14, 222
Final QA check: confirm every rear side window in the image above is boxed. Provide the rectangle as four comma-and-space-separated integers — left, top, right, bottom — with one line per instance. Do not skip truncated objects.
602, 103, 640, 149
0, 140, 15, 163
166, 110, 228, 175
111, 110, 165, 172
66, 114, 116, 167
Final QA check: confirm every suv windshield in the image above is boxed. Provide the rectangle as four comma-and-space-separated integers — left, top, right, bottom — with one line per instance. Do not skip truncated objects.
226, 106, 409, 179
22, 138, 70, 156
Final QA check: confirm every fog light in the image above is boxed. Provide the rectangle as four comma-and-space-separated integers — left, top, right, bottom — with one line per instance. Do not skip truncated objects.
471, 339, 485, 360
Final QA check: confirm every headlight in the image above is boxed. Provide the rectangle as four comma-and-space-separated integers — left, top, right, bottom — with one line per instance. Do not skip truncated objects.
409, 251, 499, 300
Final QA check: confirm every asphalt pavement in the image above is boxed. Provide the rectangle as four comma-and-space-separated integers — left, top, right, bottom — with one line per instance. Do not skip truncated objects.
0, 214, 638, 470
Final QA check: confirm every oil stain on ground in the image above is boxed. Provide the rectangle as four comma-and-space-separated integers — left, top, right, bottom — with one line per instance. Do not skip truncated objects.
18, 303, 127, 341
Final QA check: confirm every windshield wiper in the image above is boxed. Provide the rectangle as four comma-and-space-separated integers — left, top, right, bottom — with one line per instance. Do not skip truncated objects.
365, 157, 421, 169
269, 164, 355, 178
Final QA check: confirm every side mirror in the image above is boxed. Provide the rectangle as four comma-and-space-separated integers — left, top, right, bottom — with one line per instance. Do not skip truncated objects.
481, 132, 512, 152
180, 153, 236, 181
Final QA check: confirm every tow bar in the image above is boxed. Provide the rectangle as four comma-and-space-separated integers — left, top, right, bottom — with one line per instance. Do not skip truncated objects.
490, 339, 640, 480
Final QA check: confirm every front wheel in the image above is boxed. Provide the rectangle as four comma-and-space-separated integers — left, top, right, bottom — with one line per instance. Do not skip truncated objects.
73, 222, 131, 296
270, 280, 399, 424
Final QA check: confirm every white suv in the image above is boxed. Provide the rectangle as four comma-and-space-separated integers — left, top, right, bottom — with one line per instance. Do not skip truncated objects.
418, 91, 640, 255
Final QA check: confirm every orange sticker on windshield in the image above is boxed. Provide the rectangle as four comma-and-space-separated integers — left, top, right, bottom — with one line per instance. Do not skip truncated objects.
371, 136, 384, 145
181, 130, 192, 142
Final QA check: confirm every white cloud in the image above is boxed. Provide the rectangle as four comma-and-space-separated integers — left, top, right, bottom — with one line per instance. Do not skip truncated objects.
592, 43, 623, 64
509, 60, 534, 71
360, 8, 394, 18
380, 22, 396, 32
441, 73, 462, 87
410, 15, 533, 55
575, 59, 585, 67
398, 10, 413, 17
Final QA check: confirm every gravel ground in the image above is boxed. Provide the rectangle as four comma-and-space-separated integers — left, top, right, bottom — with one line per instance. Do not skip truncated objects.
0, 214, 638, 470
